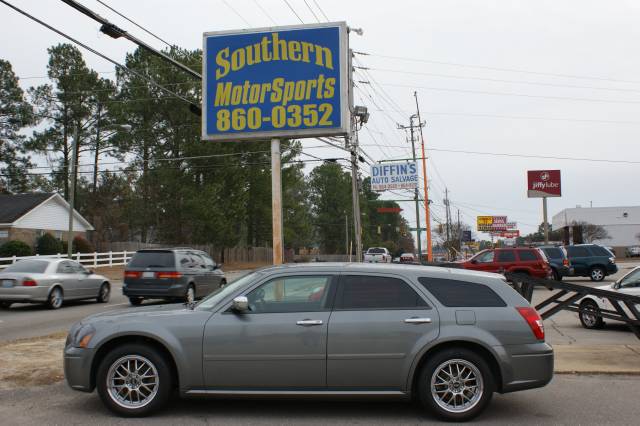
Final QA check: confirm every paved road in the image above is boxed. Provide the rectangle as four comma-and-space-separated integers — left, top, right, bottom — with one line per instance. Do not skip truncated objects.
0, 271, 247, 342
0, 375, 635, 425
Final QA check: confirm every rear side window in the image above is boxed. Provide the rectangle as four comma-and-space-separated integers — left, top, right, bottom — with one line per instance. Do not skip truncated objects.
337, 275, 428, 309
4, 260, 49, 273
496, 250, 516, 262
588, 246, 611, 256
518, 250, 538, 261
566, 246, 590, 257
128, 251, 175, 268
418, 277, 507, 307
542, 248, 562, 259
367, 248, 385, 254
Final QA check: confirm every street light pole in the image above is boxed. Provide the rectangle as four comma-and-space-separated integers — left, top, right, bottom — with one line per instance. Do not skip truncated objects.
67, 125, 79, 258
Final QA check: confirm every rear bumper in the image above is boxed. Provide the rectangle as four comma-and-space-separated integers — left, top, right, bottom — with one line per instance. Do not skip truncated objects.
495, 342, 554, 393
123, 282, 187, 298
0, 285, 49, 303
64, 346, 96, 392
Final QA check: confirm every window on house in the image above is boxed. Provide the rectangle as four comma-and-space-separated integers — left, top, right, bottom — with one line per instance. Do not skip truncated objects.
0, 230, 9, 239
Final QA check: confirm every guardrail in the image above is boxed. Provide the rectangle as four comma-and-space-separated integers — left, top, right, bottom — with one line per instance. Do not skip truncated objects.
0, 251, 133, 269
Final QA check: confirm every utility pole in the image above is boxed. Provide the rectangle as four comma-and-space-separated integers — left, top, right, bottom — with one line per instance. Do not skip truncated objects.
67, 125, 79, 258
414, 92, 433, 262
348, 119, 363, 262
271, 138, 283, 264
543, 197, 549, 244
397, 116, 424, 262
345, 213, 349, 261
444, 188, 451, 260
457, 208, 461, 260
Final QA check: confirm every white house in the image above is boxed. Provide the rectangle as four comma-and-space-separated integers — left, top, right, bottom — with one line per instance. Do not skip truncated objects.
552, 206, 640, 251
0, 193, 93, 248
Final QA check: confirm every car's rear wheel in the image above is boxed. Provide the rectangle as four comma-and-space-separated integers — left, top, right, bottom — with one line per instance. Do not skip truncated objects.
46, 287, 63, 309
552, 268, 562, 281
589, 266, 606, 282
579, 300, 604, 329
220, 279, 227, 289
417, 348, 494, 422
129, 297, 143, 306
97, 283, 111, 303
96, 343, 172, 417
184, 285, 195, 304
0, 301, 12, 309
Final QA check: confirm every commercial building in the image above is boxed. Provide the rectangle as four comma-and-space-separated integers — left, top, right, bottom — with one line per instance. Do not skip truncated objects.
552, 206, 640, 256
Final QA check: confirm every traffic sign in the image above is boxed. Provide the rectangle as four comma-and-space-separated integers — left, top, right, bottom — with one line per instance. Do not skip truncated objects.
376, 207, 403, 213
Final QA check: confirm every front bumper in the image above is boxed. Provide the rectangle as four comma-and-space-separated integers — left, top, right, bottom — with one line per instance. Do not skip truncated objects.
0, 285, 49, 303
495, 342, 554, 393
64, 345, 96, 392
607, 264, 618, 274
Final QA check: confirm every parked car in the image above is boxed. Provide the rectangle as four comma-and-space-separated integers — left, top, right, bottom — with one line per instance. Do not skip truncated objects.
578, 266, 640, 329
64, 263, 553, 421
123, 249, 226, 306
399, 253, 416, 263
539, 246, 573, 281
626, 246, 640, 258
563, 244, 617, 281
0, 258, 110, 309
363, 247, 392, 263
459, 248, 552, 279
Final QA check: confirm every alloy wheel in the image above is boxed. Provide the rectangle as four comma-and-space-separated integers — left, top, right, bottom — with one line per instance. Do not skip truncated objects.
49, 288, 63, 309
591, 268, 604, 281
430, 359, 484, 413
106, 355, 159, 409
99, 284, 110, 302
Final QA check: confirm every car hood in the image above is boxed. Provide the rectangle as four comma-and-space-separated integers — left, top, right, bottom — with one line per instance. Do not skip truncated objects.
83, 303, 191, 323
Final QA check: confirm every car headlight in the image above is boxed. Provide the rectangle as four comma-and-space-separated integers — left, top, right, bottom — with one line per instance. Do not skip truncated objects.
69, 324, 96, 348
609, 257, 616, 263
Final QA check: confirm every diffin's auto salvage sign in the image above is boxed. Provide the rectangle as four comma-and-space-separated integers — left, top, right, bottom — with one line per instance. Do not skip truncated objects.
202, 23, 349, 141
527, 170, 561, 198
370, 161, 418, 191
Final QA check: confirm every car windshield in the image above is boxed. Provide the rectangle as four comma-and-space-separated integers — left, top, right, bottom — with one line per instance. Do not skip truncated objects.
3, 260, 49, 273
196, 271, 263, 311
368, 248, 385, 254
128, 251, 175, 268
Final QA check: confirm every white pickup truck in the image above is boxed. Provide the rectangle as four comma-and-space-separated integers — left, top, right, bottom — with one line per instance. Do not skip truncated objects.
364, 247, 392, 263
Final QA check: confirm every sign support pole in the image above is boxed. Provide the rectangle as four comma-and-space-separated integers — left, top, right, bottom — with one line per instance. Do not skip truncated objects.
543, 196, 549, 244
271, 138, 284, 265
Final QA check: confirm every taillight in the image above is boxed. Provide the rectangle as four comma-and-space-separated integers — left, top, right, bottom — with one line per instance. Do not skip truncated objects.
563, 258, 569, 267
156, 271, 182, 279
124, 271, 141, 279
22, 278, 37, 287
516, 307, 545, 340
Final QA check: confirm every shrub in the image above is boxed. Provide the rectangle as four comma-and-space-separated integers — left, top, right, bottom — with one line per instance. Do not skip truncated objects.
0, 240, 32, 257
36, 233, 62, 255
72, 236, 94, 253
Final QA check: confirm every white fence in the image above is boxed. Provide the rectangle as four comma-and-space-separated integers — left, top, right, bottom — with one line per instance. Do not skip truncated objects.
0, 251, 133, 270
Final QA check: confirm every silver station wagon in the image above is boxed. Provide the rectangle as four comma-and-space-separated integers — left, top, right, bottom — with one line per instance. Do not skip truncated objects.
64, 263, 553, 421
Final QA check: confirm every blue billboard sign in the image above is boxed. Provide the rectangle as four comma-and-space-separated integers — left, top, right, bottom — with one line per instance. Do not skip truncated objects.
202, 22, 349, 141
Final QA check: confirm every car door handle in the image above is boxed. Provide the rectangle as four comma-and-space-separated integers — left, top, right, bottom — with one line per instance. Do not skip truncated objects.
296, 319, 323, 326
404, 317, 432, 324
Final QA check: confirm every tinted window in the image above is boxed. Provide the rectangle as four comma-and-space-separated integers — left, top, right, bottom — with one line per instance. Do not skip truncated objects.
542, 247, 562, 259
418, 277, 507, 307
4, 260, 49, 273
177, 253, 193, 269
129, 251, 175, 268
337, 275, 428, 309
566, 246, 590, 257
518, 250, 538, 261
367, 248, 386, 254
246, 276, 332, 313
189, 253, 205, 269
588, 246, 611, 257
496, 250, 516, 262
475, 250, 494, 263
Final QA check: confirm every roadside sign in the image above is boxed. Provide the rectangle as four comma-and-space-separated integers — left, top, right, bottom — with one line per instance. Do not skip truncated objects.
376, 207, 403, 213
371, 161, 419, 191
477, 215, 508, 232
462, 230, 472, 242
527, 170, 561, 198
409, 227, 426, 231
202, 22, 349, 141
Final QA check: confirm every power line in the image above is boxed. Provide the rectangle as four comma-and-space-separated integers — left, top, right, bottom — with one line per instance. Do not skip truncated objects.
283, 0, 304, 23
252, 0, 278, 25
303, 0, 321, 23
96, 0, 173, 48
311, 0, 330, 21
0, 0, 200, 113
221, 0, 252, 26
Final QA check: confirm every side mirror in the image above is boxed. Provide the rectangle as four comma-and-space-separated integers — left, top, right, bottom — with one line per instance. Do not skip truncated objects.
85, 269, 93, 275
470, 259, 478, 264
232, 296, 249, 312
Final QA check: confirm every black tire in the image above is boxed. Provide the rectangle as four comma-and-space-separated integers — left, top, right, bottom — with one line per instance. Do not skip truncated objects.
579, 300, 604, 329
552, 268, 562, 282
97, 282, 111, 303
219, 279, 227, 289
589, 266, 606, 282
0, 301, 12, 309
417, 348, 495, 422
96, 343, 173, 417
46, 287, 63, 309
129, 297, 143, 306
184, 284, 195, 304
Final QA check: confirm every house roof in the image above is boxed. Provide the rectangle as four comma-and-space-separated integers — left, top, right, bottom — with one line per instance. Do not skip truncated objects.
0, 193, 55, 223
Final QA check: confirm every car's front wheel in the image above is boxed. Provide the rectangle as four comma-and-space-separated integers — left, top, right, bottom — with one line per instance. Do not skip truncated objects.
579, 300, 604, 329
589, 266, 606, 282
184, 285, 195, 304
46, 287, 63, 309
97, 283, 111, 303
96, 343, 172, 417
129, 297, 143, 306
417, 348, 494, 422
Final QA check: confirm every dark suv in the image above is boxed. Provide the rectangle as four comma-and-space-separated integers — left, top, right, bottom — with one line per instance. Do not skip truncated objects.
123, 249, 226, 305
564, 244, 617, 281
539, 246, 573, 281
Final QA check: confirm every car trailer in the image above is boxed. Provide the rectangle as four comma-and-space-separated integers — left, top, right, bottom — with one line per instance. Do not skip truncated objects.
504, 272, 640, 340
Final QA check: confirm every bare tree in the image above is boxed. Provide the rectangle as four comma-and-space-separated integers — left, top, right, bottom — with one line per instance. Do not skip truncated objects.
572, 221, 610, 243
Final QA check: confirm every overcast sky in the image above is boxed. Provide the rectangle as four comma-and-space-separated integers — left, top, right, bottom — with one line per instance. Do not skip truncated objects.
2, 0, 640, 246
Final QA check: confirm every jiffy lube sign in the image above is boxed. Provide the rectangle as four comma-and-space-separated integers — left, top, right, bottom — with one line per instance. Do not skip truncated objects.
370, 161, 419, 191
527, 170, 561, 198
202, 22, 349, 141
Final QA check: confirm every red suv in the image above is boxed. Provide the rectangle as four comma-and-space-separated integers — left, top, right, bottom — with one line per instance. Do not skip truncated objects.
460, 248, 552, 279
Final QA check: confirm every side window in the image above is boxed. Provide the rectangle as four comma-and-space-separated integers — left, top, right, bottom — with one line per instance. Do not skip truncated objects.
543, 248, 562, 260
418, 277, 507, 307
336, 275, 428, 310
70, 261, 87, 273
567, 246, 589, 257
620, 269, 640, 288
518, 250, 538, 262
202, 254, 216, 270
496, 250, 516, 262
476, 251, 495, 263
245, 276, 332, 313
589, 246, 611, 257
190, 253, 206, 269
177, 253, 192, 269
57, 261, 72, 273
